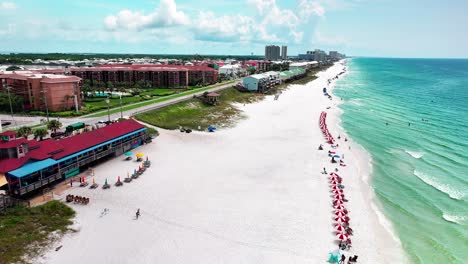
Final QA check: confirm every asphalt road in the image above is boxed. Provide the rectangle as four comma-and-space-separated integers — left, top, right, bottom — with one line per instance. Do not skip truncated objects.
0, 81, 237, 130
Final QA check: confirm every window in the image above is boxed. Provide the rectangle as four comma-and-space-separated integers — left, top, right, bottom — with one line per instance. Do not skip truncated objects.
18, 145, 24, 154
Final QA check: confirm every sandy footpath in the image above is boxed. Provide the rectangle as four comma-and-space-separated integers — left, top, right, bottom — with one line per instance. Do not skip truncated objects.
39, 62, 406, 264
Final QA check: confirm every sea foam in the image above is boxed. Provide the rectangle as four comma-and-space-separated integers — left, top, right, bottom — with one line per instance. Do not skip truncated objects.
442, 214, 468, 225
405, 150, 424, 159
413, 170, 465, 200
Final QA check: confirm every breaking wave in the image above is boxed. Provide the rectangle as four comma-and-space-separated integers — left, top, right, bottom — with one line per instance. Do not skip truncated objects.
413, 170, 465, 200
405, 150, 424, 159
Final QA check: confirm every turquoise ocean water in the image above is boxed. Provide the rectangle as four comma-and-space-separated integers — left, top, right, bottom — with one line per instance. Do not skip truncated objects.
333, 58, 468, 263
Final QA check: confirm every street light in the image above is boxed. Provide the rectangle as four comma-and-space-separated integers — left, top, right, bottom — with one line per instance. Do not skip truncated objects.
41, 88, 50, 122
5, 86, 17, 127
106, 96, 110, 122
119, 93, 123, 119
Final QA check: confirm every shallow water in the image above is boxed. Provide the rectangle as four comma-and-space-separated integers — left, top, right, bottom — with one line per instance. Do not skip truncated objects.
334, 58, 468, 263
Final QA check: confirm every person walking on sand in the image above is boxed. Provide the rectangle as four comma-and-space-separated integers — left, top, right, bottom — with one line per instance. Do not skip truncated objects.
136, 208, 140, 219
340, 254, 346, 264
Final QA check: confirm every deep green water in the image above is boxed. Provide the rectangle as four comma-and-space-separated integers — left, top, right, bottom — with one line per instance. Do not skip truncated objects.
333, 58, 468, 263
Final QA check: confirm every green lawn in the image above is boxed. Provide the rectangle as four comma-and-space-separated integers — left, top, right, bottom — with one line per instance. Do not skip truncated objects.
135, 87, 263, 130
87, 80, 236, 118
0, 201, 75, 264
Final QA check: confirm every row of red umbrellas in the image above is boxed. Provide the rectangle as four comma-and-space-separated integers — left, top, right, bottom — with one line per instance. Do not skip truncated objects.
319, 112, 335, 143
329, 172, 352, 242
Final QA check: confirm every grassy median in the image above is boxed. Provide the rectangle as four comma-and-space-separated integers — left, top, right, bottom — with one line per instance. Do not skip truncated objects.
135, 87, 264, 130
0, 201, 75, 264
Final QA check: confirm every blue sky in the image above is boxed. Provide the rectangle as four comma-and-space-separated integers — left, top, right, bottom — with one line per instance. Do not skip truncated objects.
0, 0, 467, 57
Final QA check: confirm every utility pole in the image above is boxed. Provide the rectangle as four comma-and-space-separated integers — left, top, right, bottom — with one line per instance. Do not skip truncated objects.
6, 86, 17, 127
119, 93, 123, 119
106, 96, 110, 122
42, 88, 50, 122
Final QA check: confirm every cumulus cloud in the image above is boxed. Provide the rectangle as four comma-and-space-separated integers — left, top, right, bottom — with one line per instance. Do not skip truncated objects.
101, 0, 328, 45
104, 0, 189, 31
0, 2, 16, 10
193, 11, 256, 42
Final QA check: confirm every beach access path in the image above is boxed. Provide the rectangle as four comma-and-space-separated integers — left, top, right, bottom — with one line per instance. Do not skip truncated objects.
38, 62, 406, 264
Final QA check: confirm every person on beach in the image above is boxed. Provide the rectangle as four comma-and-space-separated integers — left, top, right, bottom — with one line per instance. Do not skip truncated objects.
345, 138, 348, 142
319, 144, 324, 150
136, 208, 140, 219
340, 254, 346, 264
338, 134, 341, 139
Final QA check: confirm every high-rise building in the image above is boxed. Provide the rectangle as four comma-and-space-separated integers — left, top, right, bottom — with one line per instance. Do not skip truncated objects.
281, 46, 288, 60
265, 45, 280, 61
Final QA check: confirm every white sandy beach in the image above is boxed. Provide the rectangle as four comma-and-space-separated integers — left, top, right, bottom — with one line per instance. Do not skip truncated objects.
39, 62, 406, 264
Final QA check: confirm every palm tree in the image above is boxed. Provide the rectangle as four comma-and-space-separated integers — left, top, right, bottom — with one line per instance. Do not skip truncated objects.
17, 126, 33, 139
47, 119, 62, 133
33, 128, 48, 141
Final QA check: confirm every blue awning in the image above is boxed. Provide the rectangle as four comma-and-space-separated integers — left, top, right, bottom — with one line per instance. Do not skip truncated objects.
9, 158, 58, 178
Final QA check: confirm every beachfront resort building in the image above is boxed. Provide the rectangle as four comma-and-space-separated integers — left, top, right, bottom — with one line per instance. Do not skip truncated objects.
0, 119, 149, 196
281, 46, 288, 60
265, 45, 281, 61
70, 65, 218, 88
0, 72, 82, 112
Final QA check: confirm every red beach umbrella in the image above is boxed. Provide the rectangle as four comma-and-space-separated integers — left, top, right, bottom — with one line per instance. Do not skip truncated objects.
330, 180, 338, 185
334, 204, 346, 210
335, 225, 346, 232
331, 186, 342, 191
335, 216, 347, 223
336, 233, 349, 241
335, 211, 347, 217
333, 191, 344, 196
333, 200, 344, 205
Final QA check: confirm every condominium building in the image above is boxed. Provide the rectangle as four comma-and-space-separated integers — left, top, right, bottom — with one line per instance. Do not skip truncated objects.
70, 65, 218, 88
281, 46, 288, 60
0, 72, 81, 112
265, 45, 281, 61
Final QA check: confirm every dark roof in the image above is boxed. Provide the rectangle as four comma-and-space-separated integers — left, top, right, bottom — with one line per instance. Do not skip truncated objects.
0, 119, 145, 173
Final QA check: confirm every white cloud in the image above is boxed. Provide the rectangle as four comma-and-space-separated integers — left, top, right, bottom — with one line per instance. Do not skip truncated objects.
104, 0, 189, 31
100, 0, 329, 46
0, 1, 16, 10
193, 11, 256, 42
299, 1, 325, 18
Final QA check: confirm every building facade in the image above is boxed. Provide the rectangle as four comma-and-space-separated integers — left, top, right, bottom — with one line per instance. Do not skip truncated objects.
265, 45, 281, 61
70, 65, 218, 88
281, 46, 288, 60
0, 119, 149, 196
0, 73, 81, 112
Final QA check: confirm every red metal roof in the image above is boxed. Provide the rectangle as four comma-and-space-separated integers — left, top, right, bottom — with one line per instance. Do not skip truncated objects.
0, 131, 16, 137
50, 119, 145, 160
0, 119, 145, 173
0, 138, 27, 149
0, 73, 29, 80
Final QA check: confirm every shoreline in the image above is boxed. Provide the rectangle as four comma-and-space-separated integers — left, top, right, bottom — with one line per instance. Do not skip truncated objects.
325, 61, 408, 263
36, 61, 406, 264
